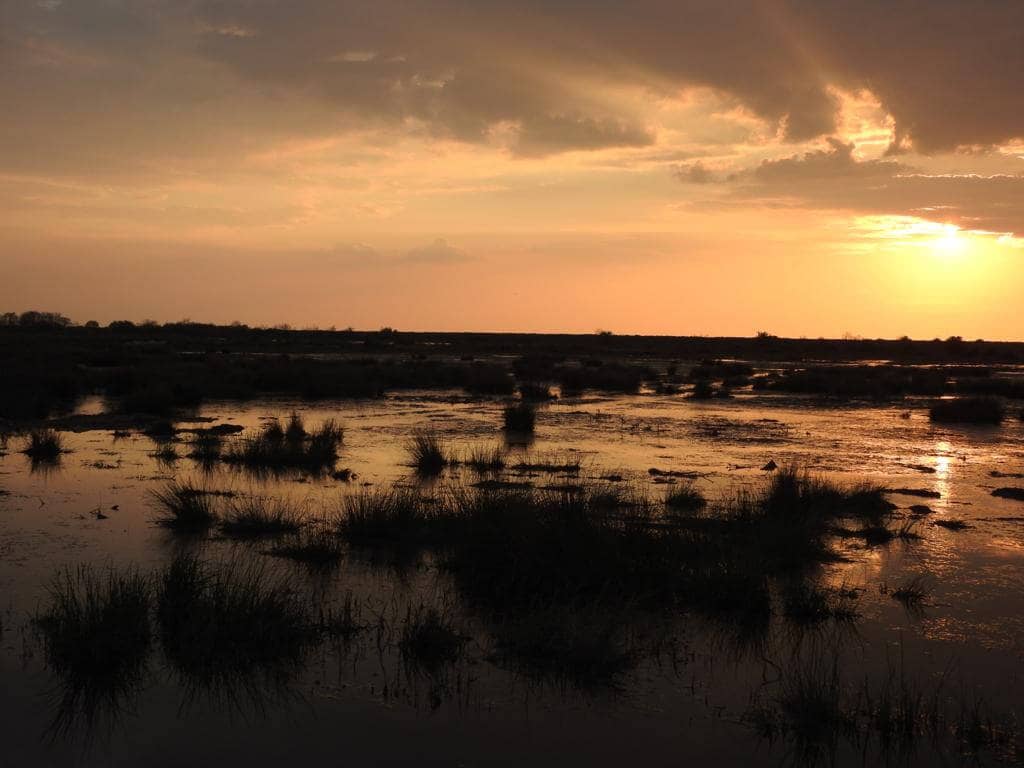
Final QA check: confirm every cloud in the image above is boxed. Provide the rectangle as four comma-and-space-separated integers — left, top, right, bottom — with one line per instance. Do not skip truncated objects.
675, 161, 716, 184
403, 238, 471, 264
4, 0, 1024, 180
512, 115, 654, 157
726, 139, 1024, 235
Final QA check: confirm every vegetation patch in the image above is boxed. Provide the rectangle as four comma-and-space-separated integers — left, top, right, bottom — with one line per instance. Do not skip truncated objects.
219, 497, 303, 539
992, 487, 1024, 502
22, 428, 66, 461
149, 480, 221, 532
929, 396, 1005, 425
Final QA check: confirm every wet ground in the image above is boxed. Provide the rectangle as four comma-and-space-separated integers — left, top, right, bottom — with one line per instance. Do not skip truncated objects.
2, 389, 1024, 766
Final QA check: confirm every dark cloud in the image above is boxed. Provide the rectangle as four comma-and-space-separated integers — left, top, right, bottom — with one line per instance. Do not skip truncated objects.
728, 139, 1024, 234
1, 0, 1023, 177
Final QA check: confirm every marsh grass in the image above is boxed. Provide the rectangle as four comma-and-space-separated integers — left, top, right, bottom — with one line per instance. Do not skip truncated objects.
185, 432, 222, 464
35, 565, 152, 680
269, 528, 343, 569
335, 488, 437, 547
518, 382, 556, 401
511, 452, 583, 474
491, 608, 638, 689
889, 576, 928, 610
219, 497, 303, 539
223, 419, 343, 472
460, 444, 507, 473
149, 443, 180, 463
836, 517, 921, 546
929, 396, 1005, 425
691, 379, 715, 400
398, 604, 466, 670
23, 428, 65, 461
284, 411, 306, 441
150, 480, 221, 532
406, 429, 450, 475
156, 554, 317, 689
34, 565, 152, 741
502, 401, 537, 433
781, 583, 860, 625
725, 467, 896, 572
664, 482, 707, 513
317, 592, 365, 642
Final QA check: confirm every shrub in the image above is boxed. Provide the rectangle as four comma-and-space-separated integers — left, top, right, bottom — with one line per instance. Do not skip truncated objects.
929, 396, 1005, 424
502, 401, 537, 433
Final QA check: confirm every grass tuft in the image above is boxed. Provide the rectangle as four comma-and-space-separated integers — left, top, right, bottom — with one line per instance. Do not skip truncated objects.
219, 497, 302, 539
269, 529, 343, 569
156, 554, 316, 687
398, 604, 465, 669
502, 401, 537, 433
223, 418, 343, 473
664, 482, 707, 513
23, 428, 65, 460
149, 479, 220, 532
34, 564, 152, 680
406, 429, 450, 475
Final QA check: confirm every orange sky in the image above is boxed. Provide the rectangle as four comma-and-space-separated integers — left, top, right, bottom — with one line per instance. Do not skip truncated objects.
2, 1, 1023, 338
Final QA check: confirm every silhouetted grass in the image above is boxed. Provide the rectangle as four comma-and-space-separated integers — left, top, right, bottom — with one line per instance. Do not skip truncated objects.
890, 576, 928, 608
511, 453, 582, 474
149, 443, 180, 463
491, 608, 638, 689
769, 364, 946, 399
398, 604, 465, 670
437, 486, 708, 610
222, 419, 343, 472
335, 488, 437, 546
149, 480, 220, 532
556, 362, 653, 394
781, 583, 859, 625
34, 565, 152, 682
284, 411, 306, 441
406, 429, 450, 475
664, 482, 707, 512
22, 428, 65, 460
929, 396, 1005, 424
269, 529, 343, 569
33, 565, 152, 740
502, 401, 537, 433
518, 382, 557, 401
185, 431, 222, 464
726, 466, 895, 571
219, 497, 302, 539
691, 379, 716, 400
460, 444, 507, 473
156, 554, 316, 687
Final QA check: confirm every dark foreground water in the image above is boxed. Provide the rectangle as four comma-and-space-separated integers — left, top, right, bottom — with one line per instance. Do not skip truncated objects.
2, 390, 1023, 767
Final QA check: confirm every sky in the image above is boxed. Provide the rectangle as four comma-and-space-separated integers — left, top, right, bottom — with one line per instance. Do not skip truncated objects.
2, 0, 1023, 338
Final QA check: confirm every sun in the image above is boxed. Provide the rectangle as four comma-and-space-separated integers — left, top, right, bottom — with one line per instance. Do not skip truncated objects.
930, 223, 968, 260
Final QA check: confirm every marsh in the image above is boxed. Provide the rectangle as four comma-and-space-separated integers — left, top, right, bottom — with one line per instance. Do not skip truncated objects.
2, 330, 1023, 766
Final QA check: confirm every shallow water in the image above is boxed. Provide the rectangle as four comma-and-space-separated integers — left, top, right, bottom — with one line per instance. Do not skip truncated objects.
2, 390, 1024, 766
